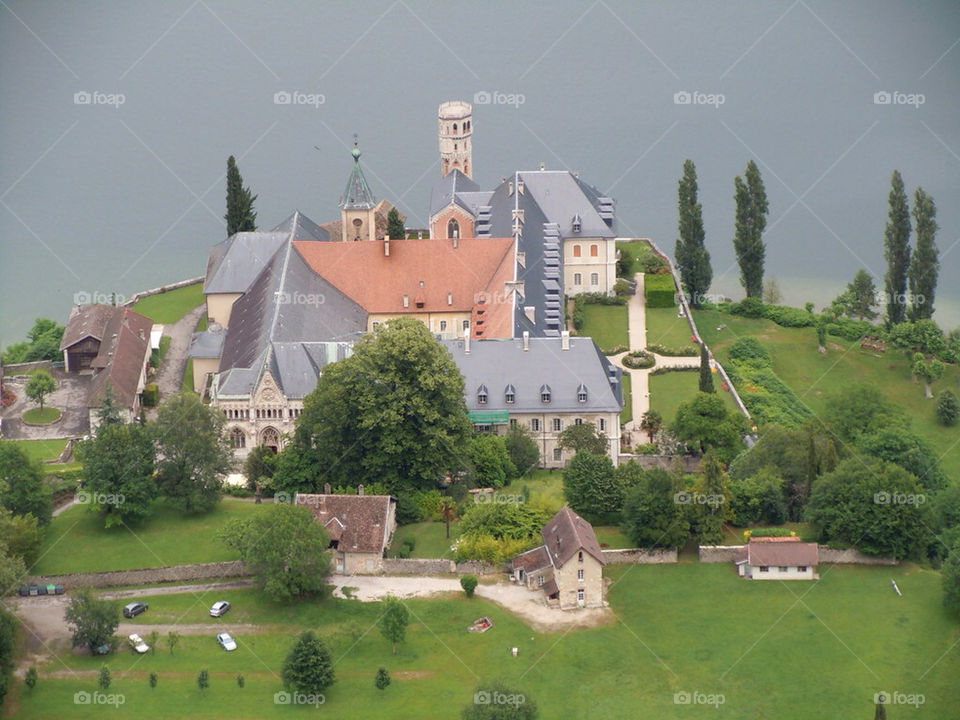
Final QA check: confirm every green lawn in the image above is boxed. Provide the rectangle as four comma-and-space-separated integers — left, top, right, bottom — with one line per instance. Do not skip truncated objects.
32, 498, 265, 574
390, 520, 460, 558
131, 283, 204, 324
649, 370, 739, 426
616, 239, 654, 276
694, 308, 960, 482
2, 438, 67, 462
620, 371, 632, 424
182, 358, 195, 393
14, 564, 959, 718
578, 303, 628, 352
645, 305, 697, 351
594, 525, 631, 548
503, 468, 565, 511
21, 407, 61, 424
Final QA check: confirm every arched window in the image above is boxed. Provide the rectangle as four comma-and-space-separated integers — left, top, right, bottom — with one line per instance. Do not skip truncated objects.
453, 122, 458, 133
447, 218, 460, 239
260, 427, 281, 454
590, 244, 598, 257
229, 427, 246, 449
573, 245, 581, 258
504, 384, 516, 404
477, 384, 488, 405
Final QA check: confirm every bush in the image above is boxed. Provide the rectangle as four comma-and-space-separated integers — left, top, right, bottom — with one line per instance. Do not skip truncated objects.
460, 574, 478, 598
453, 533, 537, 564
613, 278, 631, 296
642, 254, 669, 274
634, 443, 659, 455
578, 292, 627, 306
644, 274, 676, 308
745, 527, 796, 539
729, 297, 765, 318
623, 350, 655, 369
603, 344, 629, 356
650, 366, 698, 376
646, 343, 697, 357
762, 304, 816, 328
728, 337, 771, 366
142, 383, 159, 408
936, 390, 959, 426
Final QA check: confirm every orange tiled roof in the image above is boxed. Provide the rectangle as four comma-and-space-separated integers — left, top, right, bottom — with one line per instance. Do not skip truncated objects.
293, 237, 516, 338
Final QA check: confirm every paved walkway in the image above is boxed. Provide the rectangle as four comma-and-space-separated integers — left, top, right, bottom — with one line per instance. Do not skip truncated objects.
152, 304, 205, 405
0, 369, 91, 439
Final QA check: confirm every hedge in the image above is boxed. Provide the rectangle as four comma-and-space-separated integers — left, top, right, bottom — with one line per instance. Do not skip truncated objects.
623, 350, 655, 369
647, 343, 698, 357
644, 273, 676, 308
142, 383, 159, 407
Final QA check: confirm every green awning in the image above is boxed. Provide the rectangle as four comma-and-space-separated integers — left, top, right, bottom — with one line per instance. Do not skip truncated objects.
468, 410, 509, 423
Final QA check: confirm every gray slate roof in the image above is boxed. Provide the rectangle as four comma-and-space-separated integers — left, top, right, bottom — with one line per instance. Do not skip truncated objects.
271, 210, 330, 241
442, 336, 622, 414
188, 326, 225, 358
429, 169, 482, 217
203, 232, 289, 295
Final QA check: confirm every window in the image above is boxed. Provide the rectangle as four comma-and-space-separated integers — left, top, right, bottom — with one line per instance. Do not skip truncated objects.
573, 272, 582, 285
463, 320, 470, 331
590, 272, 599, 286
372, 321, 380, 331
540, 384, 551, 403
229, 428, 246, 449
577, 589, 584, 603
552, 418, 562, 432
573, 245, 581, 258
537, 575, 544, 586
577, 384, 588, 403
578, 551, 583, 563
440, 320, 447, 332
759, 566, 769, 573
574, 418, 583, 425
504, 384, 515, 404
590, 244, 598, 257
598, 418, 606, 432
477, 384, 488, 405
778, 567, 789, 573
509, 418, 517, 428
447, 218, 460, 239
797, 566, 808, 572
577, 569, 584, 580
531, 418, 540, 431
553, 447, 562, 461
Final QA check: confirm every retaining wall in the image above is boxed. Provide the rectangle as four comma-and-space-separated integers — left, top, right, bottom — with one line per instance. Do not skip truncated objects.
602, 548, 677, 564
378, 558, 503, 576
617, 454, 702, 473
698, 545, 745, 563
698, 545, 898, 566
24, 560, 251, 589
2, 360, 54, 376
120, 276, 204, 309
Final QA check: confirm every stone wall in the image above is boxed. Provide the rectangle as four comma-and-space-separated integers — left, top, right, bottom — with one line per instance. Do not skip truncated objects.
617, 454, 702, 473
380, 558, 456, 575
698, 545, 745, 563
818, 547, 898, 565
2, 360, 54, 376
24, 560, 251, 589
602, 548, 677, 564
454, 560, 504, 576
121, 276, 204, 309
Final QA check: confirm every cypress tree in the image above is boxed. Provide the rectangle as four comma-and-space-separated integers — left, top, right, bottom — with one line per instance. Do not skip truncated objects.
675, 159, 712, 306
387, 207, 405, 240
883, 170, 911, 325
225, 155, 258, 236
908, 187, 938, 320
733, 160, 768, 298
698, 344, 714, 393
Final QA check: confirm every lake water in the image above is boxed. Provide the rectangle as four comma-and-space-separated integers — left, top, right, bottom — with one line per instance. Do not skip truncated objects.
1, 0, 958, 343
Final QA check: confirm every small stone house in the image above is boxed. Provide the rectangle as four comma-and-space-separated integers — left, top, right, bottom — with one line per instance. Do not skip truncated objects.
512, 506, 606, 609
295, 488, 397, 575
736, 537, 819, 580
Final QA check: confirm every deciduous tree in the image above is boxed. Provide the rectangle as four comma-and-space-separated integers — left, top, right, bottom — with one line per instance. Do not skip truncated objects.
557, 422, 607, 456
65, 588, 119, 653
78, 422, 156, 527
504, 424, 540, 476
620, 468, 689, 548
24, 370, 55, 411
671, 393, 746, 464
562, 451, 622, 524
935, 389, 959, 426
379, 597, 410, 654
0, 443, 52, 525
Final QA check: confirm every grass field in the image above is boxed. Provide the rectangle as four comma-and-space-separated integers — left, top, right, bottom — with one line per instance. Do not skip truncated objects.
13, 563, 959, 718
389, 521, 460, 558
21, 407, 61, 424
131, 283, 204, 324
2, 438, 67, 462
620, 371, 632, 424
32, 498, 265, 574
645, 305, 698, 351
616, 239, 654, 276
649, 370, 740, 426
578, 304, 628, 352
694, 308, 960, 482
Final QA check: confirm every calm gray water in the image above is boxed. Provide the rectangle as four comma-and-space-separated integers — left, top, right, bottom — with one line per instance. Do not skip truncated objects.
2, 0, 958, 344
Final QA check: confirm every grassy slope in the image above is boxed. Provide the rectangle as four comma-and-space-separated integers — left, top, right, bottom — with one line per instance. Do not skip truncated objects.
14, 564, 959, 719
32, 499, 265, 574
2, 438, 67, 462
645, 305, 697, 350
649, 370, 739, 426
694, 309, 960, 482
131, 283, 204, 324
578, 304, 628, 352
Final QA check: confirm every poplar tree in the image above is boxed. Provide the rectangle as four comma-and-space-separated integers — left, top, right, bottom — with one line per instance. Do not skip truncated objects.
908, 187, 938, 321
733, 161, 768, 298
675, 160, 712, 306
883, 170, 911, 325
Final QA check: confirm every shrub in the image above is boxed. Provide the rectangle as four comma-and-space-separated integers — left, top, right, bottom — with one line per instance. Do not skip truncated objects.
646, 343, 697, 357
936, 390, 959, 427
634, 443, 659, 455
603, 344, 629, 356
744, 527, 796, 539
729, 297, 764, 318
578, 292, 626, 306
452, 533, 538, 564
613, 278, 631, 296
644, 274, 676, 308
762, 304, 816, 328
727, 337, 771, 366
142, 383, 159, 407
623, 350, 655, 369
460, 574, 478, 598
650, 366, 698, 376
642, 254, 669, 274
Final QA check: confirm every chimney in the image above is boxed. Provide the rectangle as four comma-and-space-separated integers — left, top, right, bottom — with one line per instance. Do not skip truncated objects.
523, 331, 530, 352
403, 294, 409, 308
524, 306, 535, 323
561, 331, 570, 351
539, 161, 545, 171
324, 483, 331, 495
464, 327, 471, 354
447, 292, 453, 306
384, 236, 390, 256
357, 484, 364, 496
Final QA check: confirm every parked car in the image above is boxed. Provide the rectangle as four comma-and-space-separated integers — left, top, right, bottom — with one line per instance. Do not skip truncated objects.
209, 600, 231, 617
128, 633, 149, 654
216, 632, 237, 651
122, 601, 148, 618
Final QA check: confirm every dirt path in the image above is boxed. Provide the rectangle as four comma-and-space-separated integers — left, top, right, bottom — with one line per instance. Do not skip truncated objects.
153, 304, 205, 402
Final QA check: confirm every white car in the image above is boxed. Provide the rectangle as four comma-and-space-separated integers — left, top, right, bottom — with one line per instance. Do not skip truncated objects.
209, 600, 231, 617
217, 632, 237, 651
128, 633, 149, 654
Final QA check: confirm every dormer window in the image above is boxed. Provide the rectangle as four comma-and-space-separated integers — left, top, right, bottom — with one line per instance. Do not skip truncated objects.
477, 384, 488, 405
504, 384, 516, 404
540, 384, 551, 404
577, 383, 588, 403
572, 214, 582, 233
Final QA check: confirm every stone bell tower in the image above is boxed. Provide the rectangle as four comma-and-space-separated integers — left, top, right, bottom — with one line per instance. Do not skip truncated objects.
339, 137, 377, 242
438, 100, 472, 178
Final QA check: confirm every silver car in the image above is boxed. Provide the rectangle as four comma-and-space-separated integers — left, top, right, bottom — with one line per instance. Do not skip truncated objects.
209, 600, 231, 617
216, 632, 237, 651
